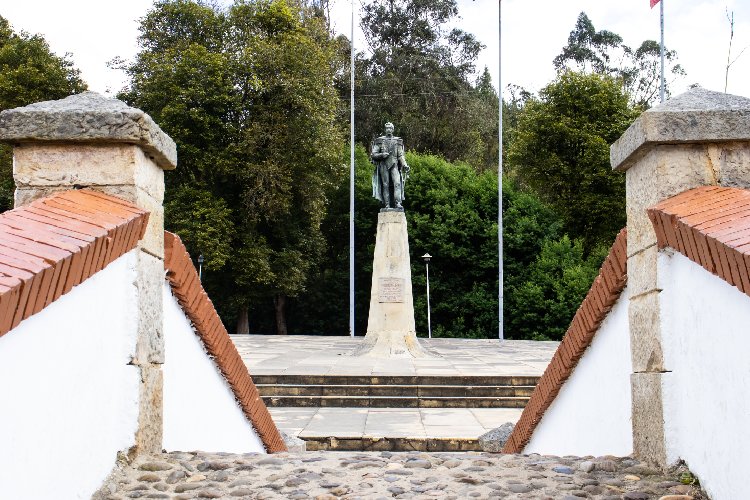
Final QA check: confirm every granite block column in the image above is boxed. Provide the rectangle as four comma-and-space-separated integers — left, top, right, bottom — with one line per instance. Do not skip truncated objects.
0, 92, 177, 454
611, 88, 750, 465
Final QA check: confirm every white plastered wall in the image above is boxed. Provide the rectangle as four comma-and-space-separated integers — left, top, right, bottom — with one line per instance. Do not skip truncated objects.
0, 251, 141, 500
524, 287, 633, 456
660, 251, 750, 500
162, 283, 265, 453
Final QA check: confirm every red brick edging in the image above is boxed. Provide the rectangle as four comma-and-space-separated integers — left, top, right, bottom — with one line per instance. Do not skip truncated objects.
502, 228, 628, 453
164, 231, 286, 453
0, 189, 149, 337
648, 186, 750, 297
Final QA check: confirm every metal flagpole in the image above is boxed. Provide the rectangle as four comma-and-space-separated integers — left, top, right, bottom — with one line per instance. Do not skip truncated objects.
349, 0, 356, 337
659, 0, 666, 102
498, 0, 504, 341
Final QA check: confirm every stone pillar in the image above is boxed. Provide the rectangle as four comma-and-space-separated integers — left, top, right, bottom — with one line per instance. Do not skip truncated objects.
0, 92, 177, 454
359, 210, 428, 358
611, 88, 750, 465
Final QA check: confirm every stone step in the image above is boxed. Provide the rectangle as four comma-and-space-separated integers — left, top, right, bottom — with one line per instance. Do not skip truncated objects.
300, 436, 481, 452
262, 395, 529, 408
254, 374, 538, 408
257, 384, 535, 398
252, 374, 540, 386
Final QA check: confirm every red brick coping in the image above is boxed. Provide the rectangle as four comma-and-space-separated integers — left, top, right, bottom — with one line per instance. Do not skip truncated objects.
648, 186, 750, 297
0, 189, 149, 338
503, 228, 628, 454
164, 232, 286, 453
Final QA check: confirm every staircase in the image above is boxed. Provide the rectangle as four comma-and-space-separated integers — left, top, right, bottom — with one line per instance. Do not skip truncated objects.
255, 374, 538, 409
233, 335, 557, 452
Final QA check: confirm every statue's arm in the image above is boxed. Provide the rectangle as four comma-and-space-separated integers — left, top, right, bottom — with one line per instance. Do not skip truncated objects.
398, 146, 410, 172
371, 143, 389, 160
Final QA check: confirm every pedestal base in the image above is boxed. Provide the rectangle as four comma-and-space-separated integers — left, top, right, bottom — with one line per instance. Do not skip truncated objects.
358, 211, 431, 358
354, 330, 429, 358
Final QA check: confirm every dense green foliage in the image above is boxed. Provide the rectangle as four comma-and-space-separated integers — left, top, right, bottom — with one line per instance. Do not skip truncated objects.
0, 16, 86, 211
121, 0, 344, 334
508, 71, 638, 250
272, 148, 606, 340
508, 237, 608, 340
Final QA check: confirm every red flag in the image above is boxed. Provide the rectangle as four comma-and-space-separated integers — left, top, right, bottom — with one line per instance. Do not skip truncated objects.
651, 0, 660, 7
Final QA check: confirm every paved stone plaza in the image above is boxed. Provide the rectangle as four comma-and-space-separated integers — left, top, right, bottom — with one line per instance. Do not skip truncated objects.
100, 450, 705, 499
231, 336, 557, 448
231, 336, 558, 377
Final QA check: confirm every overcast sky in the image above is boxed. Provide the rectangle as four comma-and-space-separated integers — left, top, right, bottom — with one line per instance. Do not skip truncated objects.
3, 0, 749, 98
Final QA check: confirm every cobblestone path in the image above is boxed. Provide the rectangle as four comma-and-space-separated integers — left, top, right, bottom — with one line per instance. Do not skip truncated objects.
98, 451, 705, 499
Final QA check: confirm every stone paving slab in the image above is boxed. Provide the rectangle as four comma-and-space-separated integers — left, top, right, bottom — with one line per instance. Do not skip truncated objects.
271, 408, 522, 441
231, 336, 558, 377
270, 408, 522, 452
99, 450, 707, 499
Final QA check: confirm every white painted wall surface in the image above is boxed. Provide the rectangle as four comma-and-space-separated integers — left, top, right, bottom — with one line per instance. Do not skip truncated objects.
0, 251, 140, 500
162, 284, 265, 453
660, 251, 750, 500
524, 287, 632, 457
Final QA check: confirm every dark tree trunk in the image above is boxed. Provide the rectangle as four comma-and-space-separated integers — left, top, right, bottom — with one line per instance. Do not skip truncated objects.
273, 294, 288, 335
236, 306, 249, 335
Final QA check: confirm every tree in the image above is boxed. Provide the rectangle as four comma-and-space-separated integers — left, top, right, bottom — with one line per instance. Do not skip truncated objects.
404, 153, 499, 338
0, 16, 86, 211
508, 237, 607, 340
341, 0, 498, 171
554, 12, 685, 108
508, 71, 638, 250
553, 12, 624, 76
121, 0, 344, 334
625, 40, 685, 108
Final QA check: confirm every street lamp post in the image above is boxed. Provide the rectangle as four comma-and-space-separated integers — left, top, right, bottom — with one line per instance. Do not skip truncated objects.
198, 254, 204, 282
422, 253, 432, 339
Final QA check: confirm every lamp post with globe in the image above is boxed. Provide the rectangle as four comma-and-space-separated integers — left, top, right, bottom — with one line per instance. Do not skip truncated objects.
422, 253, 432, 339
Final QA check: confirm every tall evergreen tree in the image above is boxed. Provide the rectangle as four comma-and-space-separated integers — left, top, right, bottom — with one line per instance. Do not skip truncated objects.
342, 0, 498, 171
554, 12, 685, 108
121, 0, 344, 334
508, 71, 638, 250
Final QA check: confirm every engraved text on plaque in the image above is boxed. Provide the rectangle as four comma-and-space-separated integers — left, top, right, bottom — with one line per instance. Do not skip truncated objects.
378, 277, 405, 303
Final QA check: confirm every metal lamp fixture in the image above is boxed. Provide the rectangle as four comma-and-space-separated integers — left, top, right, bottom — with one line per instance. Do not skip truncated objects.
422, 253, 432, 339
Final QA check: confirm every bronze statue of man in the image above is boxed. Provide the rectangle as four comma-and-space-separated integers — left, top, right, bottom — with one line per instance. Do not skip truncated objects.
371, 122, 410, 210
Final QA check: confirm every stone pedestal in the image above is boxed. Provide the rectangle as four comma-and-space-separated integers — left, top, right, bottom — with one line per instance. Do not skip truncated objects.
0, 91, 177, 454
610, 88, 750, 466
359, 210, 428, 358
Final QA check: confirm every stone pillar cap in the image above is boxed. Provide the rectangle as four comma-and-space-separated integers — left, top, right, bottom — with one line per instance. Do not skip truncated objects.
0, 92, 177, 170
611, 87, 750, 172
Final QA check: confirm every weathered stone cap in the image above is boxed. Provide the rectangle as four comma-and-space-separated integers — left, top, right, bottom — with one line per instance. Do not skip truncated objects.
0, 92, 176, 170
611, 87, 750, 171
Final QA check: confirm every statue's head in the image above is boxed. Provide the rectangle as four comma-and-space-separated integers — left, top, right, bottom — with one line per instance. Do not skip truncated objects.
384, 122, 394, 135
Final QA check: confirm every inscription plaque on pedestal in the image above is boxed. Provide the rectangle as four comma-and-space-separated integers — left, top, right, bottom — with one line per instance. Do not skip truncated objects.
378, 277, 405, 303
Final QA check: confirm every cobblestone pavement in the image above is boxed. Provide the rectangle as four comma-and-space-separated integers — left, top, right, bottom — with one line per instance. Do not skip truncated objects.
99, 451, 705, 499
